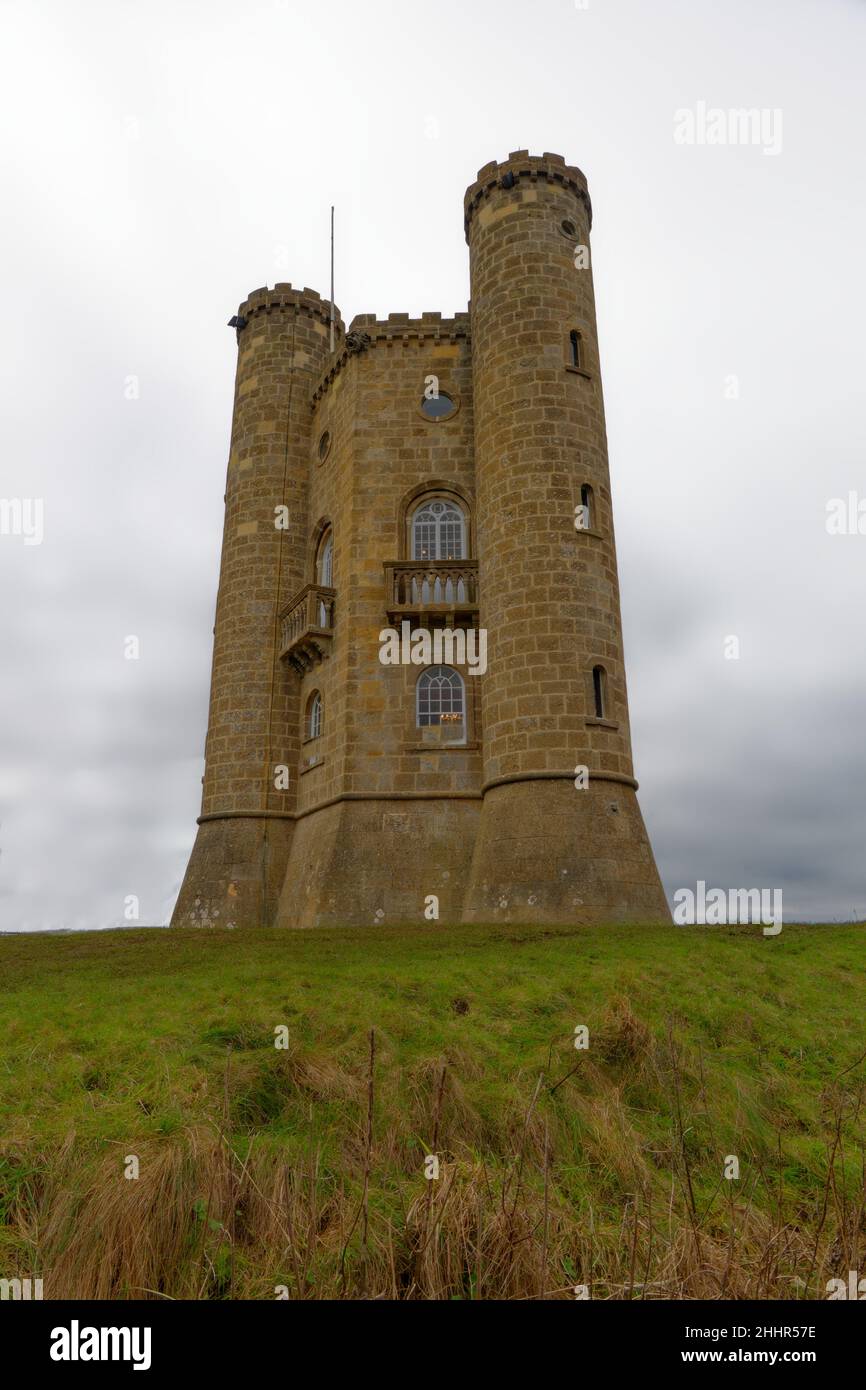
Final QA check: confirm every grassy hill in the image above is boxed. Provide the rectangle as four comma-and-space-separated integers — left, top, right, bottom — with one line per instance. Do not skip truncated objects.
1, 921, 864, 1300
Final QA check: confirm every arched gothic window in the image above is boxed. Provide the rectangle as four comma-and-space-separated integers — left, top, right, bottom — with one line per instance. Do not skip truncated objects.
416, 666, 466, 743
411, 499, 466, 562
306, 690, 322, 741
409, 498, 468, 605
315, 529, 333, 628
316, 529, 333, 587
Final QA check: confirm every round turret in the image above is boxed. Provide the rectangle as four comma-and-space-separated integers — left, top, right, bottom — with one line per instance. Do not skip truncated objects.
462, 152, 669, 922
172, 284, 343, 927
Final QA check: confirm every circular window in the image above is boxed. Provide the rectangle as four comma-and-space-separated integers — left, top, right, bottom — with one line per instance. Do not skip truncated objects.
560, 218, 577, 239
317, 430, 331, 463
419, 391, 458, 422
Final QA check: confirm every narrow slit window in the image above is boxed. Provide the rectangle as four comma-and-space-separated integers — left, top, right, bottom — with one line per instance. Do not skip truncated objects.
569, 330, 583, 370
580, 484, 594, 530
592, 666, 606, 720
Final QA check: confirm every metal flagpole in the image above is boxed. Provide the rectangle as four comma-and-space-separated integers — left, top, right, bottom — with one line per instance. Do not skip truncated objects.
329, 206, 335, 353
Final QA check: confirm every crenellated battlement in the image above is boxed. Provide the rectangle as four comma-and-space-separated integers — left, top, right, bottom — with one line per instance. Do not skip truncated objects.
235, 282, 344, 335
311, 311, 470, 405
350, 310, 470, 338
463, 150, 592, 241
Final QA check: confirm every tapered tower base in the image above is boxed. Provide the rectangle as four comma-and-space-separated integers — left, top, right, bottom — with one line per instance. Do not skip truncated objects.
275, 798, 481, 928
462, 778, 669, 925
171, 816, 295, 928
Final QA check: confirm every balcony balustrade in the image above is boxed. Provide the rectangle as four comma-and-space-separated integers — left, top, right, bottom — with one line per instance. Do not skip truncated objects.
383, 559, 479, 625
279, 583, 335, 671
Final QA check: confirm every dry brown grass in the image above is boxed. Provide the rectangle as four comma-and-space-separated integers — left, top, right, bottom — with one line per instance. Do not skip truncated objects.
2, 1123, 854, 1301
3, 1015, 864, 1301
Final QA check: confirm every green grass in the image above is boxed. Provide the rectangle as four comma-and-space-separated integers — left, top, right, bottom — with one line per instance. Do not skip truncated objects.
0, 921, 864, 1299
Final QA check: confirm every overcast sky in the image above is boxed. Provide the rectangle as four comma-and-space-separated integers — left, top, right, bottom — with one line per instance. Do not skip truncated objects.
1, 0, 864, 930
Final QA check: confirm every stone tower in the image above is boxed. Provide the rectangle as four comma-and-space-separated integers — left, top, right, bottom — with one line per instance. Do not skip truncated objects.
172, 152, 669, 929
172, 286, 342, 929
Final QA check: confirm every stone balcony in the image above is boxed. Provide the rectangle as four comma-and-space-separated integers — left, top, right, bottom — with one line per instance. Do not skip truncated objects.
383, 559, 479, 625
279, 583, 335, 671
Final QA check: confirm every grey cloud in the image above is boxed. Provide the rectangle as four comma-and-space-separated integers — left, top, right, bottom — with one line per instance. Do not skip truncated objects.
1, 0, 864, 928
